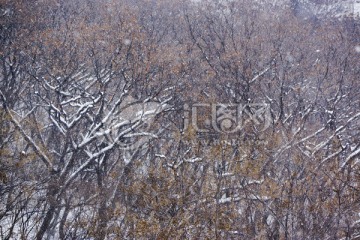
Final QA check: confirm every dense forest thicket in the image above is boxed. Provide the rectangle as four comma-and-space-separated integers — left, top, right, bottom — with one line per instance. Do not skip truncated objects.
1, 0, 360, 239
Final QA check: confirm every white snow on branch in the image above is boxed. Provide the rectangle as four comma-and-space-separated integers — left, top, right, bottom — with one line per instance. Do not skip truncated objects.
250, 67, 270, 83
341, 147, 360, 169
0, 99, 54, 170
